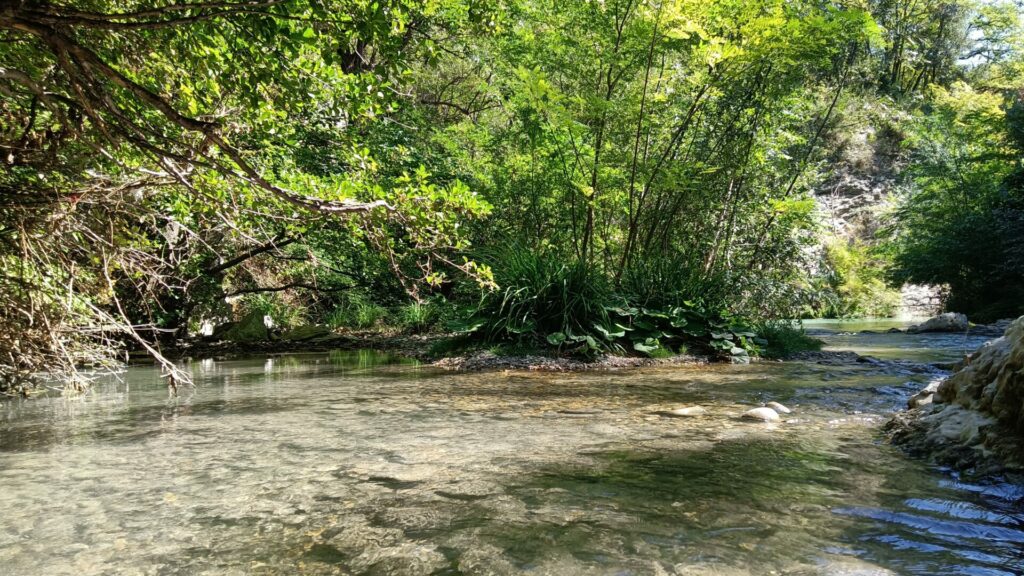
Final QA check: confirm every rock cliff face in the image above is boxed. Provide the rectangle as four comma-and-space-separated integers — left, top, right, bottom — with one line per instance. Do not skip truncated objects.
814, 123, 945, 316
888, 316, 1024, 473
899, 284, 945, 318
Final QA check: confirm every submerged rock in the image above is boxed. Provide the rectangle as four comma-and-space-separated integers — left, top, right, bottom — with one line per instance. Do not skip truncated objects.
907, 312, 968, 333
742, 407, 780, 422
660, 406, 707, 417
766, 401, 791, 414
889, 315, 1024, 473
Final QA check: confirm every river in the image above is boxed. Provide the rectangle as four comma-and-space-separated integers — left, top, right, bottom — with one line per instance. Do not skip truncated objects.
1, 322, 1022, 575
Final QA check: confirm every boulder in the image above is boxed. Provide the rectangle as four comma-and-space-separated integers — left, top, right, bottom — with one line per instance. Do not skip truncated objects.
766, 401, 791, 414
210, 320, 236, 340
889, 315, 1024, 473
907, 312, 968, 333
742, 407, 780, 422
217, 311, 273, 342
280, 324, 332, 341
907, 379, 941, 409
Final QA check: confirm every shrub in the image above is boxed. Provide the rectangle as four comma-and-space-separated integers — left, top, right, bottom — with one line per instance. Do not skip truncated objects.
755, 321, 823, 359
815, 239, 900, 318
460, 245, 757, 360
239, 293, 306, 329
465, 245, 613, 350
325, 292, 389, 330
394, 301, 441, 333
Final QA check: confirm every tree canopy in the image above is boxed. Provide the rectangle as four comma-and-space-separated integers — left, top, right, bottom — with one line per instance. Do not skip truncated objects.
2, 0, 1023, 391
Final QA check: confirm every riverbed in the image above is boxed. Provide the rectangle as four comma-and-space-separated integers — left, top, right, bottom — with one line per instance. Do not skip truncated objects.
1, 323, 1021, 575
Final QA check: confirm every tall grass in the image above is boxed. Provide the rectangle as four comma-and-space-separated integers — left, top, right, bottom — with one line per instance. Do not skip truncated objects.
755, 321, 823, 358
469, 245, 613, 344
325, 292, 388, 330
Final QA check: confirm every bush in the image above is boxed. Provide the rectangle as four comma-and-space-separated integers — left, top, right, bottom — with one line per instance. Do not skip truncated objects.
756, 321, 823, 359
238, 293, 306, 329
393, 301, 441, 333
460, 245, 758, 360
325, 292, 389, 330
618, 255, 727, 311
466, 245, 613, 347
811, 239, 900, 318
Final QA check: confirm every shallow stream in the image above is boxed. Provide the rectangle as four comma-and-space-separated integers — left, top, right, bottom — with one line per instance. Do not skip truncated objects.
2, 322, 1022, 575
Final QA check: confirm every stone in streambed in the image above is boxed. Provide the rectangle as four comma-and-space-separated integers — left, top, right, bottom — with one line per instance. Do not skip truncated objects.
766, 401, 791, 414
659, 406, 706, 417
742, 407, 780, 422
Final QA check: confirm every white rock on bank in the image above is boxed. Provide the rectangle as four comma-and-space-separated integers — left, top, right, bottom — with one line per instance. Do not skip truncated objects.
742, 407, 780, 422
908, 379, 942, 409
766, 401, 791, 414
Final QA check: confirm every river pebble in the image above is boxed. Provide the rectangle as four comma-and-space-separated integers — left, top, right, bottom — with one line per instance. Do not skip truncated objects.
742, 407, 781, 422
661, 406, 706, 417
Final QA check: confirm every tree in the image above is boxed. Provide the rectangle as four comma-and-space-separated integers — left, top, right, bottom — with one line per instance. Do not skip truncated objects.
0, 0, 493, 391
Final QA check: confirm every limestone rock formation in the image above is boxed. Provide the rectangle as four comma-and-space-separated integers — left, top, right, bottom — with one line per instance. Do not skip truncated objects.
907, 312, 969, 333
888, 316, 1024, 473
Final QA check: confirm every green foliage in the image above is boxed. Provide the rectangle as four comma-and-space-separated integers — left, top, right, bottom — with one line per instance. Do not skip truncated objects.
238, 294, 307, 329
464, 245, 614, 351
459, 245, 758, 359
325, 292, 390, 330
393, 301, 443, 334
755, 322, 824, 359
883, 85, 1024, 320
4, 0, 1024, 389
808, 239, 901, 319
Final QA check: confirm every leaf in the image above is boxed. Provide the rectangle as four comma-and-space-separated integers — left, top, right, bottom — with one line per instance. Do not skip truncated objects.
593, 322, 625, 339
546, 332, 567, 345
449, 319, 486, 334
633, 338, 660, 354
633, 319, 657, 331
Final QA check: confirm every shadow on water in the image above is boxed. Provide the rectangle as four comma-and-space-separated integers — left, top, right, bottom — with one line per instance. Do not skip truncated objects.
465, 436, 1024, 575
479, 438, 847, 572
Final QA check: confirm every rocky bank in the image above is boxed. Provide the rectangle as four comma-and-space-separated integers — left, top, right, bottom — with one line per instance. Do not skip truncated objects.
888, 315, 1024, 474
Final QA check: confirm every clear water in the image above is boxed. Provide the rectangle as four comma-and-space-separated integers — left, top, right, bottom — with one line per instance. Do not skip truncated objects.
803, 319, 991, 363
1, 332, 1022, 575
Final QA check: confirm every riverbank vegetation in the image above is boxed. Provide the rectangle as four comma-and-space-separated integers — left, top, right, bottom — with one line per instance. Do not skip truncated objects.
1, 0, 1022, 392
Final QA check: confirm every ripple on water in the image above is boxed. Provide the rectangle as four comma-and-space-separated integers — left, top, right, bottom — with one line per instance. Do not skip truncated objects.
0, 336, 1022, 575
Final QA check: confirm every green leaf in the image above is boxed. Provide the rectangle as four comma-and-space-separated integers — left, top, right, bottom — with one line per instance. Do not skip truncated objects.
592, 322, 625, 339
633, 338, 660, 354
